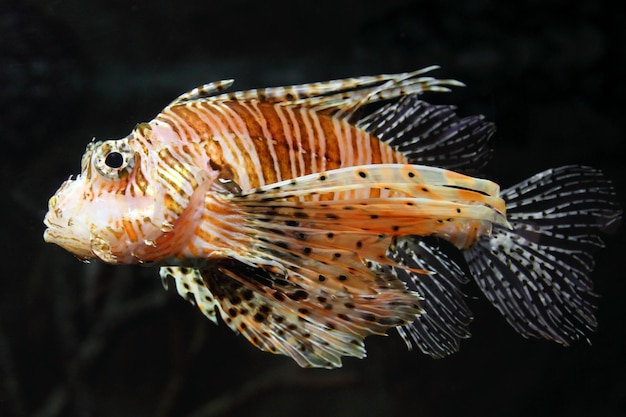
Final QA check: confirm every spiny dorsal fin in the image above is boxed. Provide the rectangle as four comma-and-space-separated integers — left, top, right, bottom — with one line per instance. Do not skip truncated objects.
167, 79, 234, 107
166, 67, 463, 118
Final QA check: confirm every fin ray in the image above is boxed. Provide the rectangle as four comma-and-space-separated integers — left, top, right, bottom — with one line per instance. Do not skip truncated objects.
166, 67, 463, 119
358, 96, 494, 173
168, 79, 235, 107
201, 256, 421, 368
228, 164, 509, 249
160, 266, 220, 324
464, 165, 622, 344
390, 237, 473, 357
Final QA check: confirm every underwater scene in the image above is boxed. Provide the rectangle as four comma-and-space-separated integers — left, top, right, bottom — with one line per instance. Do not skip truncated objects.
1, 0, 624, 416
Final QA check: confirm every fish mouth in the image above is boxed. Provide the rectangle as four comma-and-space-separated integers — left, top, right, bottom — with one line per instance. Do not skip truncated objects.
42, 201, 64, 243
43, 202, 94, 260
42, 226, 55, 243
42, 208, 60, 243
43, 224, 60, 243
43, 225, 94, 260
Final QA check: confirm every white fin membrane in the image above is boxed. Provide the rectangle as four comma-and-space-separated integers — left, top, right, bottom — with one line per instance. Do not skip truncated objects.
464, 165, 622, 344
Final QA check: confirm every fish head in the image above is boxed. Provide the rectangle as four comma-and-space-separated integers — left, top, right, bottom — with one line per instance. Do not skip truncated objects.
44, 121, 216, 264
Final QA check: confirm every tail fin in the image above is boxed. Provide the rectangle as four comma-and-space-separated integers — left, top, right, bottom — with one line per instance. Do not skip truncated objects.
464, 165, 621, 344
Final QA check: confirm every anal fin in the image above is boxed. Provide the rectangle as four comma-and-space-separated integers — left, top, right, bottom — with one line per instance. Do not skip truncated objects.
389, 237, 473, 358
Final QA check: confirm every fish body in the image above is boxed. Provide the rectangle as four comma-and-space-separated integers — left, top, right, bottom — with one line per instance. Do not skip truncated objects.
44, 67, 621, 367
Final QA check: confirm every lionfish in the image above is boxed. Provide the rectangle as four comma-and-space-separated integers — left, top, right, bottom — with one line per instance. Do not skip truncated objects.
43, 66, 621, 368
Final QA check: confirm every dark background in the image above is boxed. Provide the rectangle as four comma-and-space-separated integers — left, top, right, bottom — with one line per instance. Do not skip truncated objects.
1, 0, 624, 416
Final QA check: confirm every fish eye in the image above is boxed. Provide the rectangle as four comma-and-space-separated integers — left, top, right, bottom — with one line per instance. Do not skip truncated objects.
93, 140, 136, 180
105, 152, 124, 168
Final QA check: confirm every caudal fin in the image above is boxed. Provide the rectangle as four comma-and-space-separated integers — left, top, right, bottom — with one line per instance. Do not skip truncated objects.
464, 165, 621, 344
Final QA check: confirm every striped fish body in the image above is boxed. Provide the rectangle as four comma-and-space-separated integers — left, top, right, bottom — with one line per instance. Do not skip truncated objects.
155, 99, 501, 261
43, 68, 621, 368
159, 100, 407, 189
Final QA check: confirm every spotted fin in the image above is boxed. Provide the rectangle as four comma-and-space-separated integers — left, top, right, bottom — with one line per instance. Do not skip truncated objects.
160, 266, 219, 324
198, 163, 513, 367
358, 96, 494, 174
230, 164, 510, 238
464, 165, 622, 344
160, 252, 418, 368
201, 257, 421, 368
